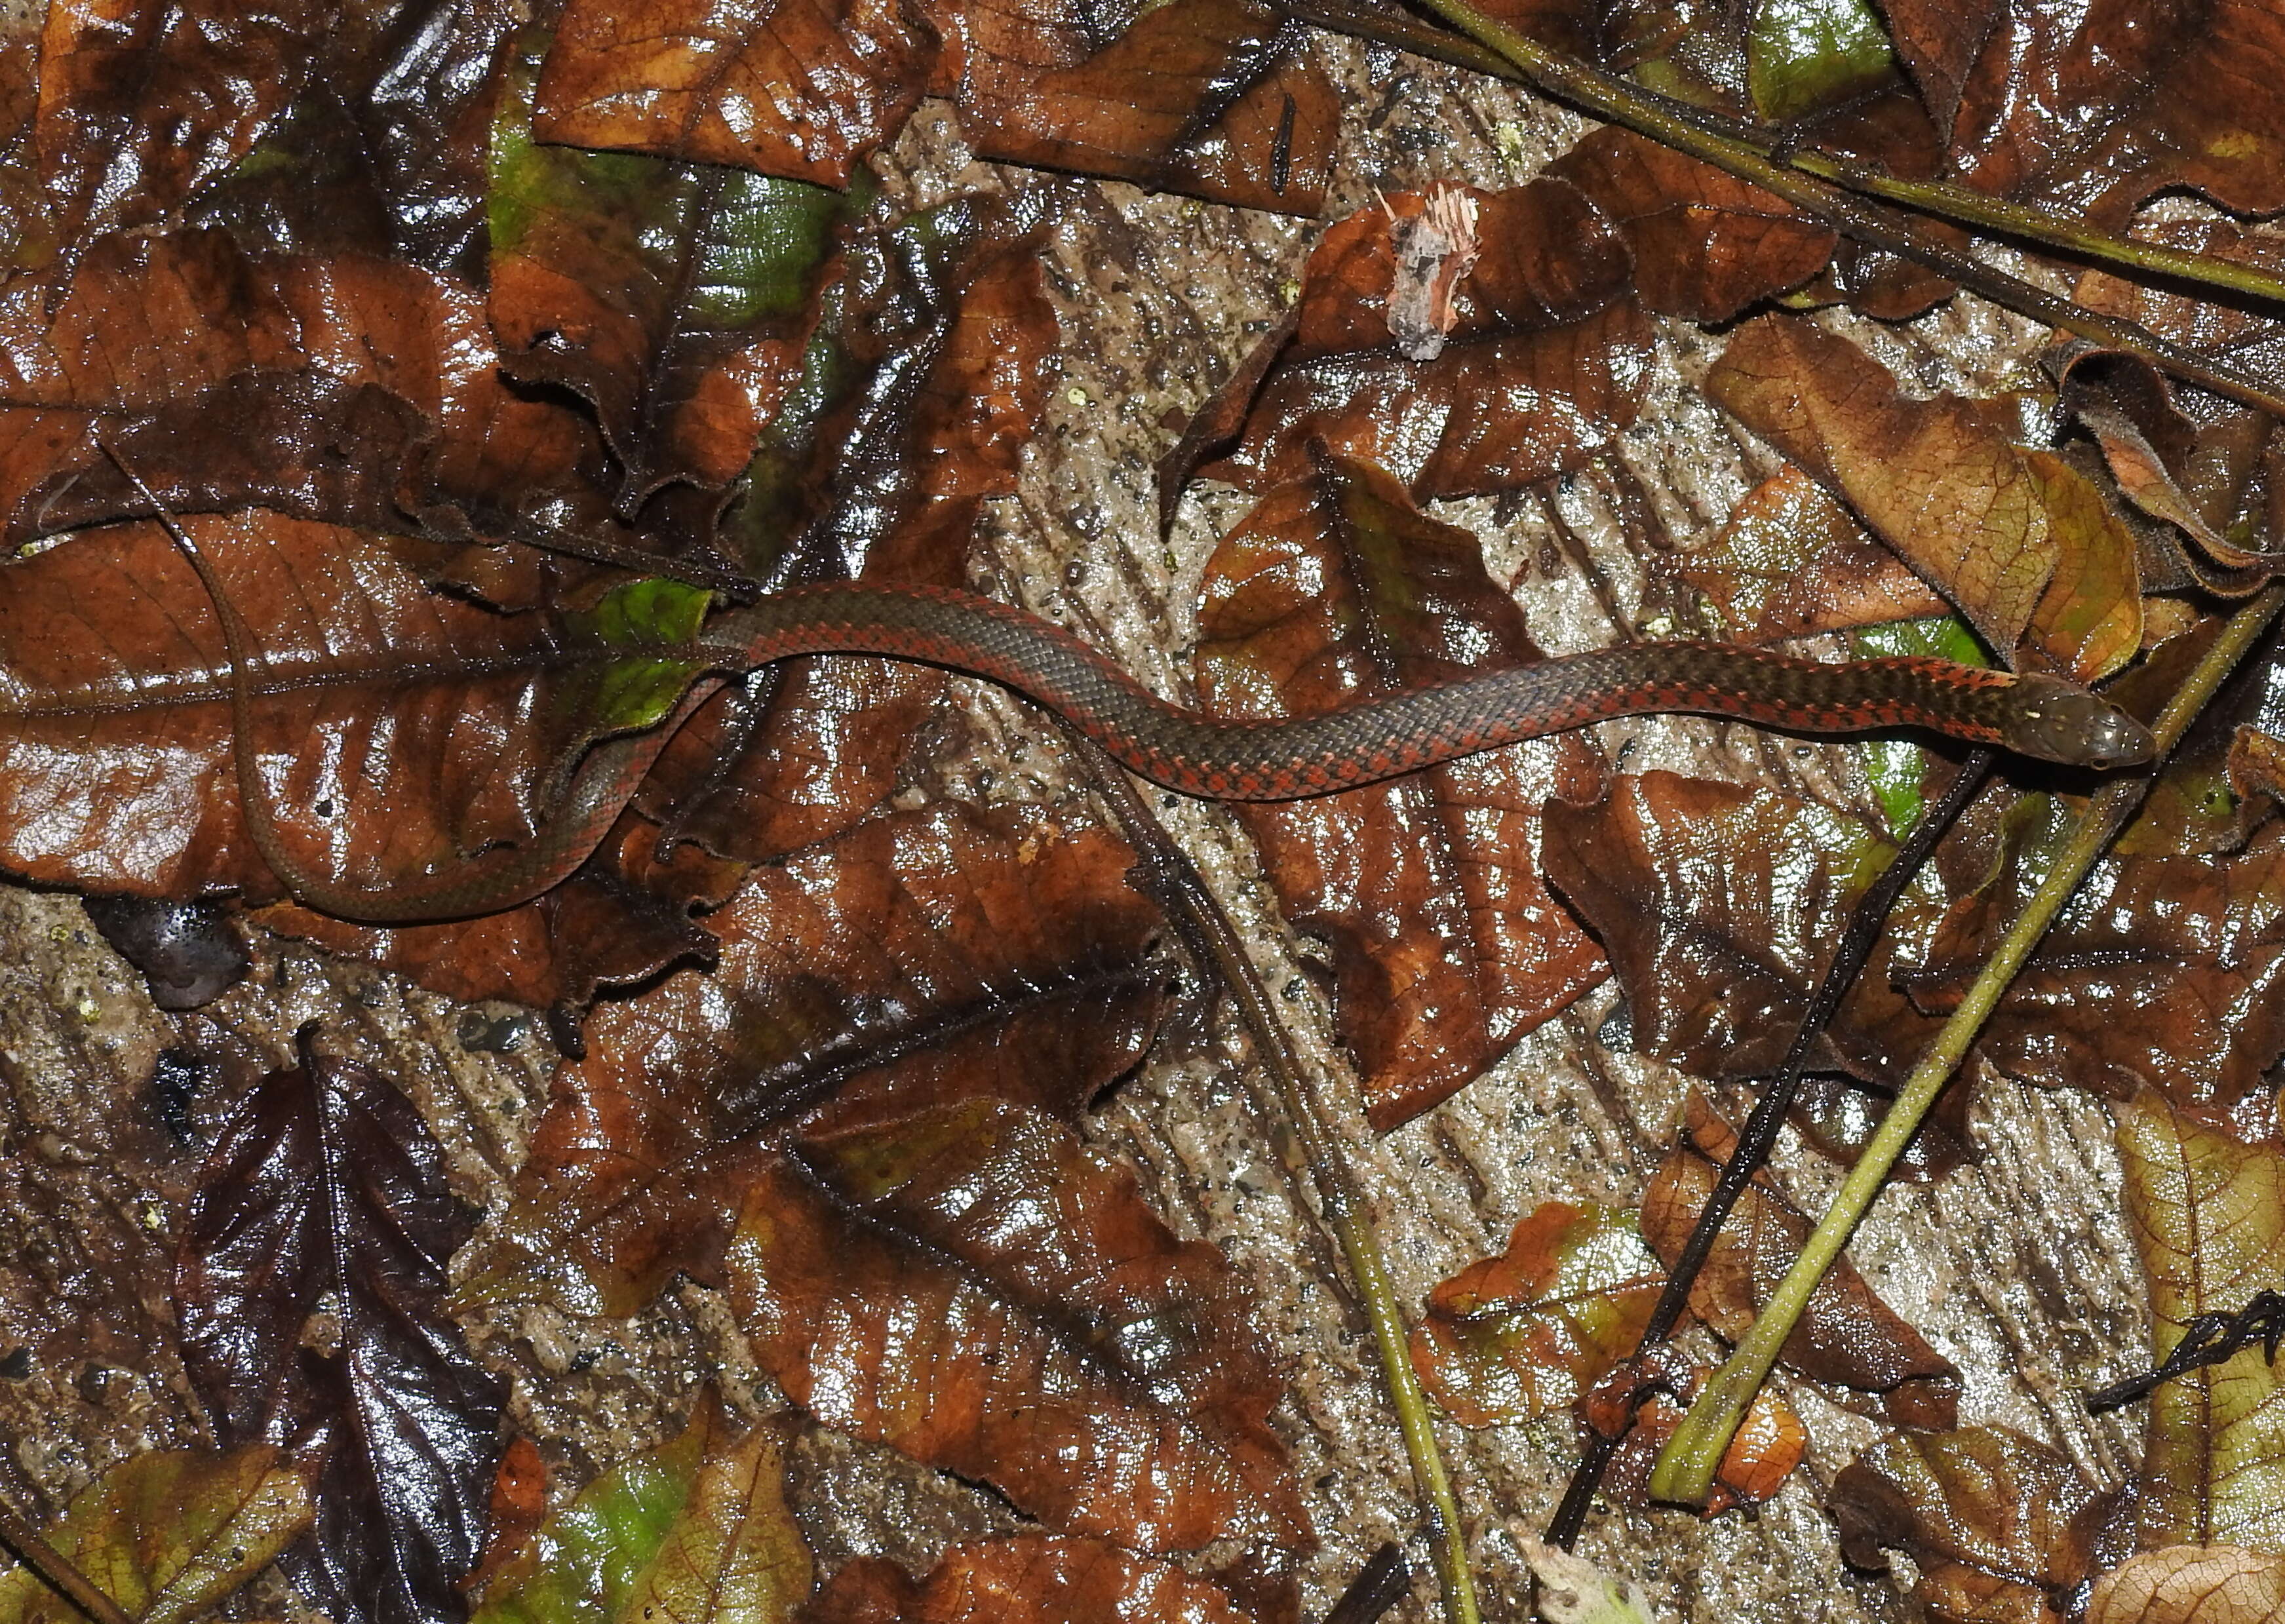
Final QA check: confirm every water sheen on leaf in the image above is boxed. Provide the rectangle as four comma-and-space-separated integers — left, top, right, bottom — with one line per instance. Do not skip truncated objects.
2090, 1546, 2285, 1624
1193, 452, 1609, 1129
174, 1028, 506, 1624
0, 1446, 314, 1624
470, 1394, 810, 1624
2119, 1090, 2285, 1554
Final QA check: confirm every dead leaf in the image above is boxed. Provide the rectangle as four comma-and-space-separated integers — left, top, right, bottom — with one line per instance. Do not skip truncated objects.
174, 1026, 505, 1624
2090, 1546, 2285, 1624
457, 804, 1165, 1316
1830, 1425, 2132, 1624
0, 1446, 314, 1624
1708, 312, 2143, 678
1409, 1201, 1665, 1425
1192, 452, 1609, 1129
2118, 1090, 2285, 1553
470, 1394, 810, 1624
1675, 466, 1949, 645
1641, 1091, 1961, 1425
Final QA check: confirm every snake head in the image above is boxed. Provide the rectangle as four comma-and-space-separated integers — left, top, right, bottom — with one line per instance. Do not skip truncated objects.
1997, 674, 2157, 769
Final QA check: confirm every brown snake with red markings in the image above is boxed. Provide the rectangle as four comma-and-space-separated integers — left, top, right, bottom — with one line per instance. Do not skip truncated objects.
148, 497, 2154, 924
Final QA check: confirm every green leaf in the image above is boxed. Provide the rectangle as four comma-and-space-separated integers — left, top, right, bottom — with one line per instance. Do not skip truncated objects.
473, 1396, 810, 1624
0, 1447, 313, 1624
1746, 0, 1898, 123
1850, 615, 1987, 833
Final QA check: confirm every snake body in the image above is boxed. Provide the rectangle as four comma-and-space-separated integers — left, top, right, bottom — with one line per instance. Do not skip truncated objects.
153, 510, 2155, 923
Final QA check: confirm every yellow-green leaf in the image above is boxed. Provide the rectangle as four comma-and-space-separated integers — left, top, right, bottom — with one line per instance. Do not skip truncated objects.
2119, 1092, 2285, 1553
0, 1447, 313, 1624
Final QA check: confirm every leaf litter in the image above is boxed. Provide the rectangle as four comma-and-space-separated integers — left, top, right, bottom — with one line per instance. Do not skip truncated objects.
8, 0, 2285, 1621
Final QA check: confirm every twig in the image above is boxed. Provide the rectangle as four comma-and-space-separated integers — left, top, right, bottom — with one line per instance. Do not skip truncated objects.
1053, 719, 1481, 1624
2087, 1288, 2285, 1412
1321, 1541, 1413, 1624
1650, 583, 2285, 1505
0, 1496, 132, 1624
1284, 0, 2285, 417
1544, 747, 1995, 1547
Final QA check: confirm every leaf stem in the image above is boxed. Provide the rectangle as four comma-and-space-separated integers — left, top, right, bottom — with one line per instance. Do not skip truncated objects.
1286, 0, 2285, 416
0, 1496, 132, 1624
1546, 748, 1994, 1547
1649, 582, 2285, 1507
1057, 722, 1479, 1624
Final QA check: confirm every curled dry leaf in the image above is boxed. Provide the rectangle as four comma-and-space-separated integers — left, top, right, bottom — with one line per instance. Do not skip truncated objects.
1196, 181, 1650, 500
174, 1028, 506, 1624
534, 0, 1335, 214
0, 1446, 314, 1624
2090, 1545, 2285, 1624
806, 1535, 1257, 1624
1409, 1201, 1665, 1425
1829, 1425, 2132, 1624
2118, 1090, 2285, 1553
469, 1394, 810, 1624
1641, 1091, 1961, 1427
1192, 452, 1609, 1129
1709, 312, 2143, 679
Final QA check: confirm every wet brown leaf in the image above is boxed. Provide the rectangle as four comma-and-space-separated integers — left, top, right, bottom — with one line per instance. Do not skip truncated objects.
1911, 817, 2285, 1119
1709, 312, 2143, 678
1409, 1201, 1665, 1426
35, 0, 323, 263
0, 514, 704, 904
458, 804, 1165, 1315
1675, 467, 1949, 646
1540, 773, 1945, 1100
2090, 1546, 2285, 1624
1547, 126, 1835, 322
2118, 1090, 2285, 1553
535, 0, 1335, 214
1641, 1091, 1961, 1425
937, 0, 1337, 216
1192, 452, 1609, 1129
1889, 0, 2285, 224
1199, 184, 1651, 500
1829, 1425, 2132, 1624
174, 1027, 506, 1624
806, 1536, 1258, 1624
729, 1108, 1306, 1554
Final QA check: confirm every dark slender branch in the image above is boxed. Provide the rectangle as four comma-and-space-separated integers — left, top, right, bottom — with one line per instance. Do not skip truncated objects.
2088, 1289, 2285, 1412
1546, 748, 1996, 1547
1321, 1542, 1413, 1624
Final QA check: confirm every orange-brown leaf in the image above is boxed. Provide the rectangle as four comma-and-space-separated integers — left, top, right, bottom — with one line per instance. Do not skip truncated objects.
1193, 454, 1609, 1129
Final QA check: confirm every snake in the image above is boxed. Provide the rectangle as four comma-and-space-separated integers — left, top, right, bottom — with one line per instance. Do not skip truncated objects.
142, 492, 2155, 925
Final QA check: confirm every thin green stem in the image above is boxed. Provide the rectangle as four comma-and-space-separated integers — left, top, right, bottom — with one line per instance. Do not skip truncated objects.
1649, 583, 2285, 1507
1287, 0, 2285, 417
1058, 723, 1480, 1624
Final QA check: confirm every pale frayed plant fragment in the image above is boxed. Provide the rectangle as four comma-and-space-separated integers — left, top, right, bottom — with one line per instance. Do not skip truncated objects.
1518, 1536, 1659, 1624
1384, 183, 1481, 360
